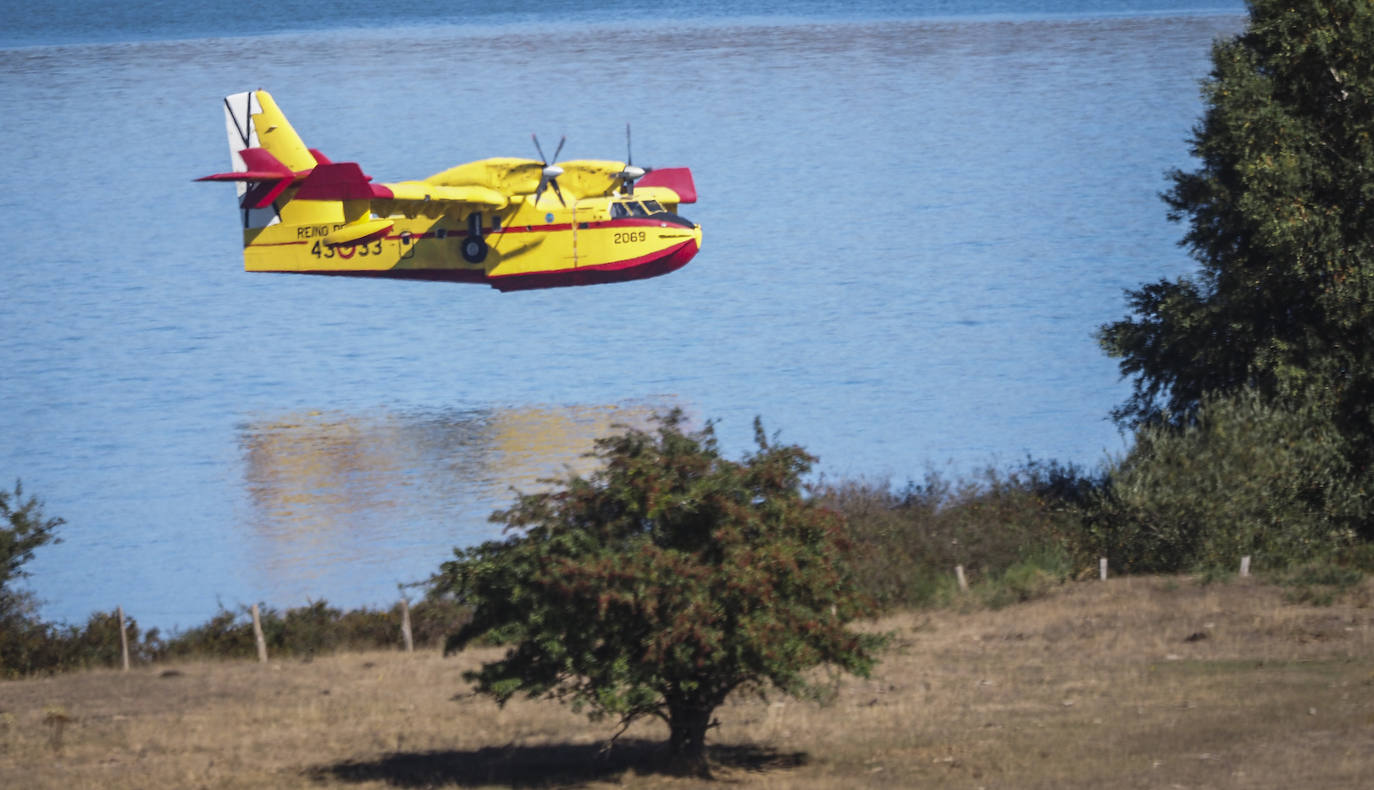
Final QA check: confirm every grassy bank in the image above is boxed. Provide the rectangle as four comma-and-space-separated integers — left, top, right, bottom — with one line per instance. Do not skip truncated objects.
9, 458, 1372, 678
3, 575, 1371, 789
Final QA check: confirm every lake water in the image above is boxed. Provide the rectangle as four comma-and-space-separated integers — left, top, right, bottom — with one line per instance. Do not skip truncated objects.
0, 1, 1245, 629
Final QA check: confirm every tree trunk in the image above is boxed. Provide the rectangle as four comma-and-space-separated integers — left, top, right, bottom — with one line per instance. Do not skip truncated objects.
666, 700, 714, 778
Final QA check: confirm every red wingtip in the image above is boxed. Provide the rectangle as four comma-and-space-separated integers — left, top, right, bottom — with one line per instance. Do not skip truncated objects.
637, 167, 697, 204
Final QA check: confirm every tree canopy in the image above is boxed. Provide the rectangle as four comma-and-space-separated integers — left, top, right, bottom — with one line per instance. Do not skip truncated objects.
433, 412, 881, 776
1100, 0, 1374, 436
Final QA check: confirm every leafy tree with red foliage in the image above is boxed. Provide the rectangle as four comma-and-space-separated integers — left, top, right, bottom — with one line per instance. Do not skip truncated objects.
435, 411, 880, 777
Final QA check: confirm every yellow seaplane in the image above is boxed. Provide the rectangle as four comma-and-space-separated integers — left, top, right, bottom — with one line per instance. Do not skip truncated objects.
198, 90, 700, 291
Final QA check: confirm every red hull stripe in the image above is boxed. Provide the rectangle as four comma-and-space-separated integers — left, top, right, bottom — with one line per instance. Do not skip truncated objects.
488, 238, 699, 291
252, 219, 691, 248
380, 218, 675, 240
260, 238, 699, 291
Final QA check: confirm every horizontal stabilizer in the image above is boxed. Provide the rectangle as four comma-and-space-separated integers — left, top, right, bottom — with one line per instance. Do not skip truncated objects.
636, 167, 697, 204
196, 170, 289, 182
196, 147, 302, 208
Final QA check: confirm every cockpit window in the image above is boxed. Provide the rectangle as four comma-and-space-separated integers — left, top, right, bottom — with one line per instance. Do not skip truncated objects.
610, 200, 662, 219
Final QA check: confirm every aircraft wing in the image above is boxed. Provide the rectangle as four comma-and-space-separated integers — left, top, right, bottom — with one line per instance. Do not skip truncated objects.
200, 148, 510, 211
375, 180, 508, 208
295, 164, 508, 209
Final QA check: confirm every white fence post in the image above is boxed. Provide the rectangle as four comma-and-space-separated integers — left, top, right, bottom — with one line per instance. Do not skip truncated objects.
251, 603, 268, 663
400, 597, 414, 653
117, 605, 130, 671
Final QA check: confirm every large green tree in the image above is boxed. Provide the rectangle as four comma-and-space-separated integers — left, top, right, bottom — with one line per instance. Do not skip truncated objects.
434, 412, 880, 777
1100, 1, 1374, 444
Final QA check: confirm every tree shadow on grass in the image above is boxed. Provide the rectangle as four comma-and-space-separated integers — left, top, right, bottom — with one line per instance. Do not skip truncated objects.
308, 738, 808, 787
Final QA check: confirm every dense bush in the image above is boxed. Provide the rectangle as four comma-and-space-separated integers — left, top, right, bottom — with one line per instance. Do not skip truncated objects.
59, 609, 163, 667
162, 598, 470, 660
1085, 390, 1366, 573
3, 596, 471, 676
161, 608, 260, 660
1, 613, 65, 678
822, 460, 1099, 610
0, 609, 163, 678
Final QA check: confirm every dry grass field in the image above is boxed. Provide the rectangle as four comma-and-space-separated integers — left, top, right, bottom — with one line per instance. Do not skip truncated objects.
2, 576, 1372, 789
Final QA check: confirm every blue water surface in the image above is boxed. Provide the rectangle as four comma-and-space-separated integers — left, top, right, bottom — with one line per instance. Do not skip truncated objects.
0, 1, 1245, 628
1, 1, 1243, 46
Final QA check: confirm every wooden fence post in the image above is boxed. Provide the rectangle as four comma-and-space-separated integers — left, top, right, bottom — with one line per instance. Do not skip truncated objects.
400, 597, 414, 653
1240, 555, 1251, 578
117, 605, 130, 672
251, 603, 268, 663
1099, 557, 1108, 581
955, 565, 969, 592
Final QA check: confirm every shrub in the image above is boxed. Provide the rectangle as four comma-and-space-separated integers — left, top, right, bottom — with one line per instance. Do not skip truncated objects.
823, 461, 1097, 610
0, 609, 164, 677
158, 598, 470, 661
1086, 390, 1365, 573
164, 607, 261, 660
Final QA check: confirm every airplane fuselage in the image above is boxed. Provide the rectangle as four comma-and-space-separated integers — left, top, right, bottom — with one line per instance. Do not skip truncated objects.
244, 191, 701, 291
202, 90, 701, 291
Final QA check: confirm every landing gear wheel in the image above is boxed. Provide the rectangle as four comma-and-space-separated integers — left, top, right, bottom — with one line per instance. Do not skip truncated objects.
461, 236, 488, 264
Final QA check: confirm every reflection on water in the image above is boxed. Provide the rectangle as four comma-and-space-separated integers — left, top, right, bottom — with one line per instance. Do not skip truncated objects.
233, 401, 669, 607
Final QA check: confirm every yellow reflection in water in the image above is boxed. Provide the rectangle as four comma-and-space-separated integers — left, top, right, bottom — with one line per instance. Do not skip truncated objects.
235, 402, 673, 583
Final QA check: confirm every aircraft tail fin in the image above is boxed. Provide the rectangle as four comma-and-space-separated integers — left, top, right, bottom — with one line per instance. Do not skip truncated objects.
202, 90, 341, 228
221, 90, 317, 174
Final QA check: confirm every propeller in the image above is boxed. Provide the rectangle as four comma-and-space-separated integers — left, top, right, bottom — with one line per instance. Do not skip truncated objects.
531, 133, 566, 207
616, 123, 647, 195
